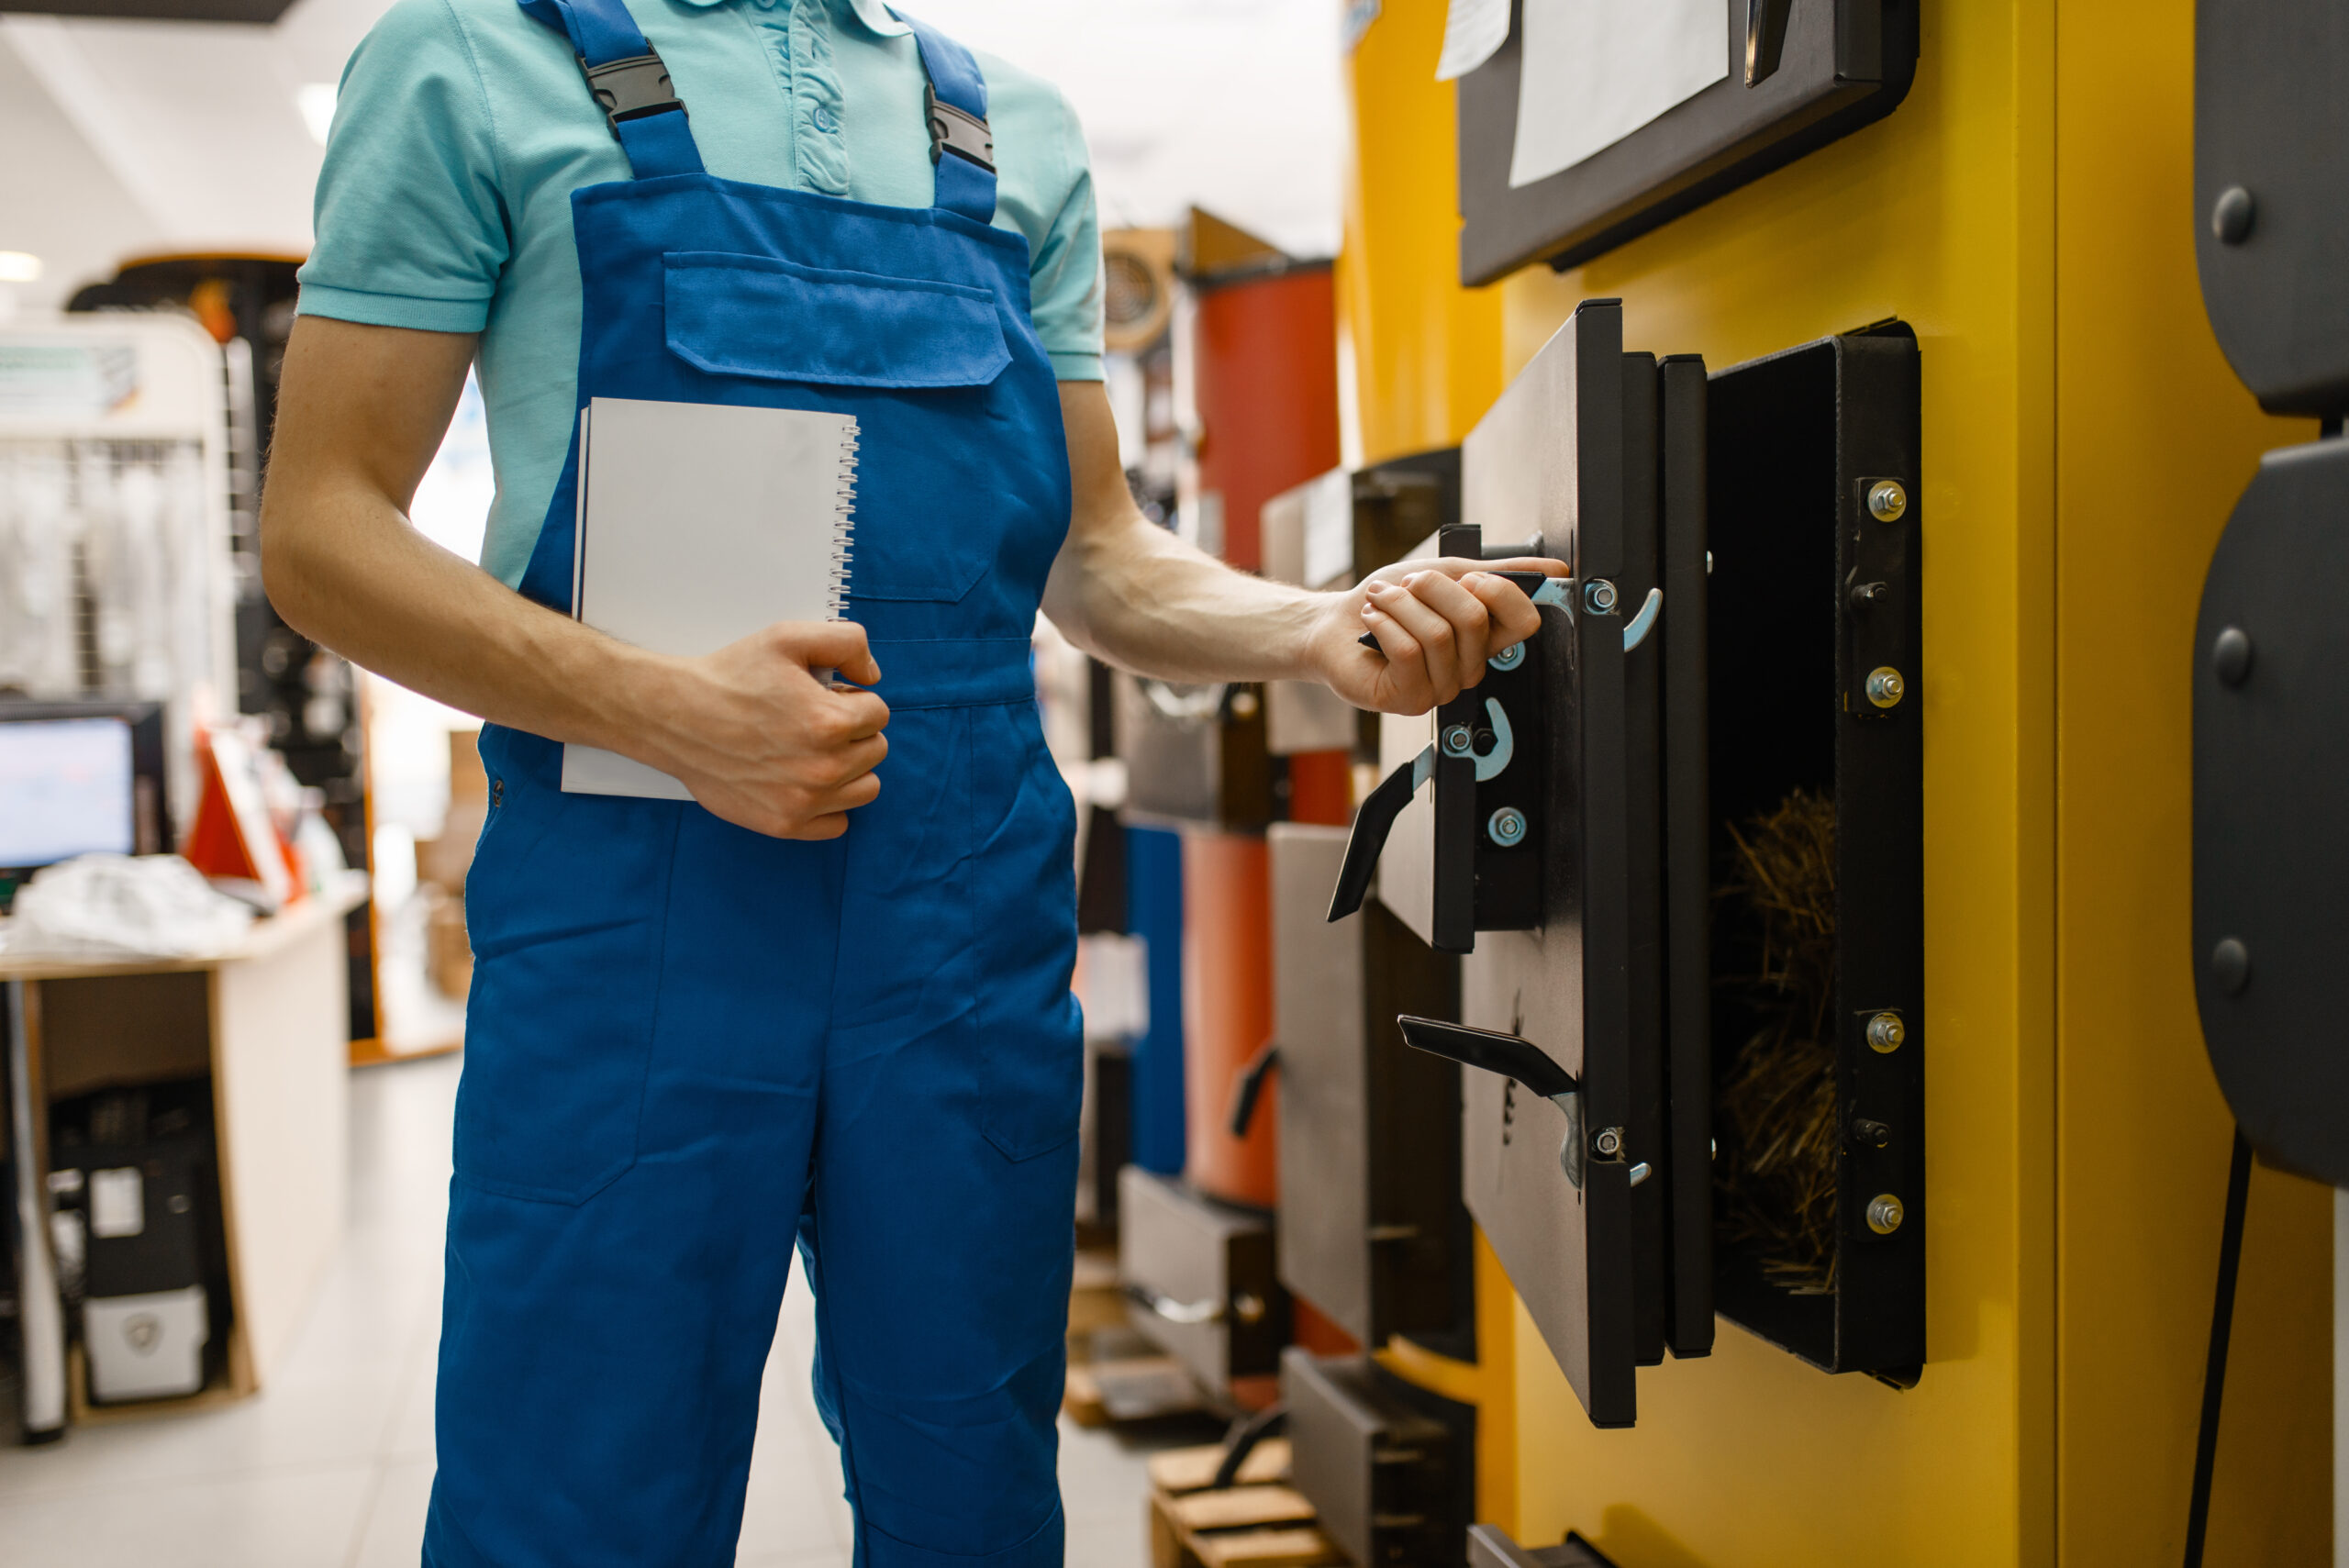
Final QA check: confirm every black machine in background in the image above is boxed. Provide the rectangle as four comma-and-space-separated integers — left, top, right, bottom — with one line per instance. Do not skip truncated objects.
1454, 0, 1919, 285
1282, 1350, 1475, 1568
70, 258, 377, 1043
2190, 0, 2349, 1184
1267, 825, 1466, 1353
1320, 300, 1924, 1425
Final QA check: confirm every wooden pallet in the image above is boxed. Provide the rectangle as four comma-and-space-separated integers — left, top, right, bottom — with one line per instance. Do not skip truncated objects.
1146, 1440, 1343, 1568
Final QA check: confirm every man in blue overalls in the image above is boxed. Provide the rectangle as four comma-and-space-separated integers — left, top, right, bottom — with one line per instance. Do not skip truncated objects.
261, 2, 1557, 1562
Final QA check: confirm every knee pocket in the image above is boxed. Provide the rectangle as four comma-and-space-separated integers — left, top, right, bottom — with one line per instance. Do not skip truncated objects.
963, 706, 1082, 1162
459, 744, 680, 1205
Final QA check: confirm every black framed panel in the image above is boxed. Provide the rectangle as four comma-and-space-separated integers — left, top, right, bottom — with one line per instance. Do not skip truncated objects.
1705, 326, 1923, 1381
1455, 301, 1643, 1428
1457, 0, 1919, 285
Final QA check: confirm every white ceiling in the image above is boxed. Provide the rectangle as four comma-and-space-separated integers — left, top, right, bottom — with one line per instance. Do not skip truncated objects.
0, 0, 1342, 315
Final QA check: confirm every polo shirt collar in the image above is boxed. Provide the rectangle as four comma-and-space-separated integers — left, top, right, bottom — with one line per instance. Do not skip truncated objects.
673, 0, 911, 35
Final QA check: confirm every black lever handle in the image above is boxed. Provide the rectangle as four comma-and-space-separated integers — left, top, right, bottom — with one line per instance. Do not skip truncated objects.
1745, 0, 1795, 84
1358, 570, 1558, 651
1226, 1042, 1280, 1139
1397, 1017, 1577, 1101
1327, 750, 1428, 921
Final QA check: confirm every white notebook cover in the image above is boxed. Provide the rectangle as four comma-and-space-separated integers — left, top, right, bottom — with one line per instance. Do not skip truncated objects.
561, 396, 859, 799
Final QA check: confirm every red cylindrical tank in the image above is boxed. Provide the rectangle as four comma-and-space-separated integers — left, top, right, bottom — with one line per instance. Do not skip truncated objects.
1181, 828, 1276, 1207
1191, 263, 1341, 573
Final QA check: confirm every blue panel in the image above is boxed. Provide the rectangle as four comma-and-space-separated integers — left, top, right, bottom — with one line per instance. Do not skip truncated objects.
1124, 824, 1187, 1173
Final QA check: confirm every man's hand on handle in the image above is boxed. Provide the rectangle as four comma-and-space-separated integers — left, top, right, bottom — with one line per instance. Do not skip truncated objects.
1310, 555, 1569, 716
638, 620, 888, 840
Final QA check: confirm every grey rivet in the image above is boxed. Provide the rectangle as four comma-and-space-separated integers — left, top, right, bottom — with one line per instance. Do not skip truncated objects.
1866, 1194, 1906, 1235
1488, 642, 1525, 673
1866, 1011, 1906, 1052
1442, 724, 1474, 756
2212, 627, 2254, 688
1852, 1118, 1893, 1150
1866, 667, 1906, 708
1487, 806, 1527, 847
2212, 185, 2256, 246
1592, 1126, 1623, 1159
1230, 689, 1259, 719
2211, 938, 2251, 996
1583, 578, 1619, 615
1867, 480, 1908, 522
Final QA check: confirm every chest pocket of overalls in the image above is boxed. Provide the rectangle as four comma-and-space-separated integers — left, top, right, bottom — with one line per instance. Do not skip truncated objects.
663, 250, 1013, 605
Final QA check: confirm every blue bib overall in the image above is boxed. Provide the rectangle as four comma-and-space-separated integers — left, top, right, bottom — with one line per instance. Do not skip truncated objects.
429, 6, 1082, 1562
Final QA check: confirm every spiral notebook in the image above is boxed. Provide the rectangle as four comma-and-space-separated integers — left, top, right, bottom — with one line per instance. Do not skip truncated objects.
560, 396, 860, 800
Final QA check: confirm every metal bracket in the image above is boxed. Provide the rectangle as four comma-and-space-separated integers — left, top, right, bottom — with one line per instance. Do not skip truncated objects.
925, 84, 996, 172
1620, 586, 1664, 652
583, 52, 685, 133
1472, 697, 1514, 782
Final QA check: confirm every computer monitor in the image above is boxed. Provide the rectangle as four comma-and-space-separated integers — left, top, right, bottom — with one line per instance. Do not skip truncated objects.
0, 701, 167, 906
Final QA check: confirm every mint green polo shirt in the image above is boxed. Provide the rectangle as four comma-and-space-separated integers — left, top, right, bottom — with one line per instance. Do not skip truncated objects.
297, 0, 1104, 587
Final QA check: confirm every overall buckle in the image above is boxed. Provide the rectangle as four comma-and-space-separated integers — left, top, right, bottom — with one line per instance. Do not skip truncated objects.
584, 51, 685, 134
925, 84, 995, 172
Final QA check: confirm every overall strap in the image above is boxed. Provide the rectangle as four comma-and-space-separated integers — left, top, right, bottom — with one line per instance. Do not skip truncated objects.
892, 9, 997, 225
518, 0, 707, 180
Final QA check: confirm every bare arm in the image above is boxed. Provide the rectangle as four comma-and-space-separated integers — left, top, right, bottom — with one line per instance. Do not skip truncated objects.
1041, 383, 1565, 714
261, 317, 887, 840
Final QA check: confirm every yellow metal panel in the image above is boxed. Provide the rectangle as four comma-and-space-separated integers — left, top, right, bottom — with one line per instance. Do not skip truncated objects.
2051, 1, 2329, 1562
1338, 3, 1518, 1531
1497, 0, 2057, 1557
1339, 0, 1504, 464
1337, 0, 2333, 1559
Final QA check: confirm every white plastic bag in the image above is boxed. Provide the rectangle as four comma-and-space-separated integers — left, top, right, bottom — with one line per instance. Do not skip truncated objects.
5, 854, 254, 960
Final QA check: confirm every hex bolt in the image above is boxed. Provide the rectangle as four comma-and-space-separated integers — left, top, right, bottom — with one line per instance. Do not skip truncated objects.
1487, 806, 1528, 847
1867, 480, 1909, 522
1583, 578, 1620, 615
1866, 1011, 1906, 1052
1866, 667, 1907, 708
1442, 724, 1474, 756
1488, 642, 1526, 673
2212, 185, 2256, 246
1852, 1118, 1894, 1149
1591, 1126, 1624, 1159
1850, 580, 1889, 609
2212, 626, 2254, 688
1866, 1194, 1906, 1235
2211, 938, 2251, 997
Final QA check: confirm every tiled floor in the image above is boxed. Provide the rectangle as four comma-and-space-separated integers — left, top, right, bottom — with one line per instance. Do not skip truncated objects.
0, 1052, 1165, 1566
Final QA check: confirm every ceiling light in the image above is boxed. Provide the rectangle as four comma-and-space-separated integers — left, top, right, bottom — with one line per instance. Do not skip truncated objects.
296, 83, 338, 148
0, 252, 41, 284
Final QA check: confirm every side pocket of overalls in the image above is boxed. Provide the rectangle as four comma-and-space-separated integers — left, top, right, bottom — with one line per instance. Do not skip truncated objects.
967, 704, 1085, 1162
457, 726, 678, 1205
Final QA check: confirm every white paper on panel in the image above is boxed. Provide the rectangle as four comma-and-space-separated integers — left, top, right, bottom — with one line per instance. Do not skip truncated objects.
1435, 0, 1512, 81
1508, 0, 1730, 188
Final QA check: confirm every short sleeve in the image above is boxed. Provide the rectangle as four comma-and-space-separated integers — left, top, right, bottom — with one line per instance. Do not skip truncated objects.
1027, 88, 1105, 383
296, 0, 511, 334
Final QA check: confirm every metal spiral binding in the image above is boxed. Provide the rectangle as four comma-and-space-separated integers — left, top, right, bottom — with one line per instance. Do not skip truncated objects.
827, 423, 860, 617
